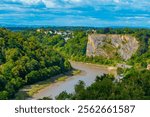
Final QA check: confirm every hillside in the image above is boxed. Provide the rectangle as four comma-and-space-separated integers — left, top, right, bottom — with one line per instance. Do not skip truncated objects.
56, 28, 149, 66
0, 27, 150, 100
86, 34, 139, 60
0, 28, 71, 99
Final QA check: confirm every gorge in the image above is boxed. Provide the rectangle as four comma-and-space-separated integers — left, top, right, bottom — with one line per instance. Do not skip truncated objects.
86, 34, 139, 60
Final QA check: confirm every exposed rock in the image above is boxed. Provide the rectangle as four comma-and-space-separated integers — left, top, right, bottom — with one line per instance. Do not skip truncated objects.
86, 34, 139, 60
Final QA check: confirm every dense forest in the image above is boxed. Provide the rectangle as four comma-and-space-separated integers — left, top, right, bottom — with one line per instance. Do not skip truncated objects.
0, 28, 71, 99
0, 27, 150, 100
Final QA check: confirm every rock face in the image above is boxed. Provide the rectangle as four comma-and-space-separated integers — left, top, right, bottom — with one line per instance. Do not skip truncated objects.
86, 34, 139, 60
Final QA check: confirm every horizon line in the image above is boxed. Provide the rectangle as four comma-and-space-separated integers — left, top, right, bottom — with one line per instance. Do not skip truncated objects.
1, 25, 150, 29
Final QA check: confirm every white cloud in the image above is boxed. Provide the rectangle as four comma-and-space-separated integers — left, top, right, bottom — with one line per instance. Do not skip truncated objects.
11, 0, 41, 5
5, 0, 149, 11
114, 0, 120, 3
64, 0, 82, 3
42, 0, 59, 8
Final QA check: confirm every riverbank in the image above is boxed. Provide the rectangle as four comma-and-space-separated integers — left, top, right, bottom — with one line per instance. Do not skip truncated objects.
15, 69, 81, 100
70, 61, 117, 76
32, 61, 117, 99
15, 61, 117, 100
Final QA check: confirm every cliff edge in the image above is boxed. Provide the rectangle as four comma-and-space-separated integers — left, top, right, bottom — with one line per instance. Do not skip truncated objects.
86, 34, 139, 60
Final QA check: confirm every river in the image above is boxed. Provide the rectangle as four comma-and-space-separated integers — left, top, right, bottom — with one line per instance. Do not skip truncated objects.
32, 61, 116, 99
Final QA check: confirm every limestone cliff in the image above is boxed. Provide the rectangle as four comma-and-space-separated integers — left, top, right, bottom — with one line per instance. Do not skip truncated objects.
86, 34, 139, 60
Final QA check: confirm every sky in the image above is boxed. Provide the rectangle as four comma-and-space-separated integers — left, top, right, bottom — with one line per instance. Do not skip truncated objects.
0, 0, 150, 27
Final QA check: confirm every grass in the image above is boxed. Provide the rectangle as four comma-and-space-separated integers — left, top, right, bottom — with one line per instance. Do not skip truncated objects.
55, 76, 68, 82
72, 70, 81, 75
28, 84, 50, 97
15, 78, 52, 99
15, 69, 81, 100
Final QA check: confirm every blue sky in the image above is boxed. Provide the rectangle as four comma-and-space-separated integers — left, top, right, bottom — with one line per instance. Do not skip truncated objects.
0, 0, 150, 27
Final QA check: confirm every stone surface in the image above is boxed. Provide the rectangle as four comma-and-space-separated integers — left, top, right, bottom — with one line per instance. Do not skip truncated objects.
86, 34, 139, 60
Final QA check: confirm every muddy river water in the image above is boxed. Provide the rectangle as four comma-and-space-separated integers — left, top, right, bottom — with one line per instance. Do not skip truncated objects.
32, 61, 116, 99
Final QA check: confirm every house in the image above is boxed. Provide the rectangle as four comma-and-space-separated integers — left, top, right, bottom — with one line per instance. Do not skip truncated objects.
117, 64, 132, 69
36, 29, 41, 32
147, 64, 150, 70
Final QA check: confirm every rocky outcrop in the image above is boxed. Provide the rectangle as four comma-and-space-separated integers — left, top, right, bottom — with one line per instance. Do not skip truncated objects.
86, 34, 139, 60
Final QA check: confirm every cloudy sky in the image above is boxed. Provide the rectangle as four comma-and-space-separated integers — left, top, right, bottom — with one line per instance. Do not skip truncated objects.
0, 0, 150, 27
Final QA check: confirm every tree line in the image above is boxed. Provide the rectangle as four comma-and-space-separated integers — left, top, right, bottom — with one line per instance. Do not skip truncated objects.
56, 68, 150, 100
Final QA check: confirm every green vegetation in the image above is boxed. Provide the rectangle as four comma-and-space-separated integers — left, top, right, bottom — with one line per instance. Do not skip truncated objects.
0, 27, 150, 100
0, 28, 72, 99
54, 27, 150, 100
58, 28, 150, 68
15, 80, 51, 100
15, 69, 80, 99
72, 70, 81, 75
56, 69, 150, 100
56, 76, 68, 82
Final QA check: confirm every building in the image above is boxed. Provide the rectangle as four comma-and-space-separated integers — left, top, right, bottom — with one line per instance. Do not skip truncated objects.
147, 64, 150, 70
36, 29, 41, 32
117, 64, 132, 69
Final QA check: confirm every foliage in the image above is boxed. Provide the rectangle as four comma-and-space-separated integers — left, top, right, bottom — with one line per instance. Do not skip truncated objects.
60, 31, 87, 57
0, 28, 72, 99
56, 28, 150, 66
57, 70, 150, 100
1, 27, 150, 100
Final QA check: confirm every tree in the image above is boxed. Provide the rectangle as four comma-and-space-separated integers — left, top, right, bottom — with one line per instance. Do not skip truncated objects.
0, 75, 6, 91
56, 91, 72, 100
0, 91, 9, 100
